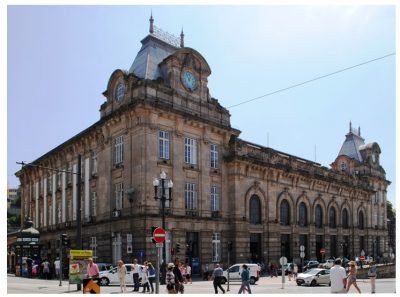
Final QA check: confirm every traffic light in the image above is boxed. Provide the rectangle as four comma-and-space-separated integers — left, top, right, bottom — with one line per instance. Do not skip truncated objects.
176, 243, 181, 254
151, 226, 157, 244
228, 241, 233, 252
61, 234, 70, 247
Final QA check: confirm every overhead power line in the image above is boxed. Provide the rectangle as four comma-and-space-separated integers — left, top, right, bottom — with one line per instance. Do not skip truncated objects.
228, 52, 395, 109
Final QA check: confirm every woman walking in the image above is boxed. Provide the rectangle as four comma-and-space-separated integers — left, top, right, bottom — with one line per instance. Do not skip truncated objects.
345, 261, 361, 293
368, 261, 377, 293
141, 261, 150, 293
117, 260, 127, 293
166, 263, 176, 294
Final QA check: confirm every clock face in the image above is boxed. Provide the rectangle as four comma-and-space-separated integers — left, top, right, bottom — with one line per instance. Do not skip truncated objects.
182, 70, 197, 91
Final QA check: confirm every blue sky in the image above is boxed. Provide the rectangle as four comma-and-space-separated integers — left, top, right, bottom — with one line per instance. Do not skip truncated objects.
6, 5, 396, 206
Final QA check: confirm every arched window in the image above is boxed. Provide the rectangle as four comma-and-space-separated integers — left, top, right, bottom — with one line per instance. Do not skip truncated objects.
280, 199, 290, 226
342, 209, 349, 229
358, 211, 364, 229
299, 202, 307, 227
249, 195, 261, 225
315, 205, 323, 228
329, 207, 336, 228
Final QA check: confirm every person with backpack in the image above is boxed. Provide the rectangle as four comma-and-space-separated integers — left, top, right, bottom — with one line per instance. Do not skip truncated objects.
147, 262, 156, 293
238, 264, 252, 294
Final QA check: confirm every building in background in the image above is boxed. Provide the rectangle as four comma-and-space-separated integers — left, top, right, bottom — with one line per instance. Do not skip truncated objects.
15, 16, 390, 272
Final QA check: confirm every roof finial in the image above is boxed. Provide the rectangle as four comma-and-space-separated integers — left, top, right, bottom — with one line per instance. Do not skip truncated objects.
149, 11, 154, 34
180, 27, 184, 48
358, 126, 361, 136
349, 121, 352, 133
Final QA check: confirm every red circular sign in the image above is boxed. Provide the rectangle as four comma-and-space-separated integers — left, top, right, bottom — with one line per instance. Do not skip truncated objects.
153, 227, 166, 243
360, 255, 365, 261
320, 248, 326, 255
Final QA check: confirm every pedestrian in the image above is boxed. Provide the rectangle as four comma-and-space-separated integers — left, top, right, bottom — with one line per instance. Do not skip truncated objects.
86, 257, 100, 279
180, 262, 187, 284
147, 262, 156, 293
173, 258, 184, 294
287, 263, 293, 281
345, 261, 361, 293
141, 261, 150, 293
238, 264, 252, 294
329, 258, 347, 293
203, 264, 210, 280
41, 259, 50, 280
368, 261, 377, 294
54, 258, 60, 279
26, 257, 33, 278
117, 260, 127, 293
132, 258, 140, 292
293, 264, 298, 280
185, 263, 192, 284
166, 263, 176, 294
211, 263, 225, 294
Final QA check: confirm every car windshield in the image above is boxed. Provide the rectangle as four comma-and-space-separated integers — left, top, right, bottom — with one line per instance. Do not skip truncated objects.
304, 268, 321, 275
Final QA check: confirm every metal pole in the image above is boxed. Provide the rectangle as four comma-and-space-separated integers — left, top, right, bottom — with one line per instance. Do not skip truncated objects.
77, 155, 82, 291
227, 250, 230, 291
59, 234, 62, 286
161, 178, 166, 264
156, 247, 160, 294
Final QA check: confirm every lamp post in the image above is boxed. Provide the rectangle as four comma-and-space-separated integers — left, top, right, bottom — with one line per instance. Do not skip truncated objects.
153, 171, 173, 276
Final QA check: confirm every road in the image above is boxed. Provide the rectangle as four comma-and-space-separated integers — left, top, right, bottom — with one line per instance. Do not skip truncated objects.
7, 274, 396, 294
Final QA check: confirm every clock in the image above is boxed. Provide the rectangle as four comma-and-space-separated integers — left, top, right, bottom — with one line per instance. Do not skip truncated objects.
181, 70, 197, 91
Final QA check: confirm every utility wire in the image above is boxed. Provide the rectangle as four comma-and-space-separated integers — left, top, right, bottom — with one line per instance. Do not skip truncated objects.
228, 52, 395, 109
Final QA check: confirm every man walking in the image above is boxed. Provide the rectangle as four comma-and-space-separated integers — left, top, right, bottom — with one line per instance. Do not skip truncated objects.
54, 258, 60, 279
86, 258, 99, 278
132, 258, 140, 292
238, 264, 252, 294
212, 264, 225, 294
329, 258, 347, 293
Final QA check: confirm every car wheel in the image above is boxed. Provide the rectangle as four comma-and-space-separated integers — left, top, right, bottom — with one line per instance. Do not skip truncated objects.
221, 277, 227, 284
250, 277, 256, 285
310, 280, 317, 286
297, 283, 301, 286
99, 277, 109, 286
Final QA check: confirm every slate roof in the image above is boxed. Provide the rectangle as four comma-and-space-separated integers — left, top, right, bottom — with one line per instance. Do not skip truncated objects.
338, 126, 365, 162
129, 34, 178, 80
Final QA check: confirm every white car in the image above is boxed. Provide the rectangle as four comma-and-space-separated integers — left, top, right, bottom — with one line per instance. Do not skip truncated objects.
296, 268, 330, 286
98, 264, 145, 286
222, 263, 261, 285
322, 259, 335, 269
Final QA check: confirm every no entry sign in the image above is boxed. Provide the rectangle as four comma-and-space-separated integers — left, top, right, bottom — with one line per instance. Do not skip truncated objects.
153, 227, 166, 243
320, 248, 326, 255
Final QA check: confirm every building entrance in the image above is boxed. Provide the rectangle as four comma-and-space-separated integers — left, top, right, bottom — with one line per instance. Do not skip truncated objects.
250, 233, 261, 263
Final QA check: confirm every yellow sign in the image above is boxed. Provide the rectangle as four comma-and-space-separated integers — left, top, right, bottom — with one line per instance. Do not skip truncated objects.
70, 250, 93, 258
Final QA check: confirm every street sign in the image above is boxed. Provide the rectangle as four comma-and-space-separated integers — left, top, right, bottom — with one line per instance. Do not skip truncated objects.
300, 252, 305, 258
279, 256, 288, 265
127, 244, 132, 254
359, 255, 365, 261
300, 245, 305, 252
155, 243, 164, 248
153, 227, 166, 243
320, 248, 326, 255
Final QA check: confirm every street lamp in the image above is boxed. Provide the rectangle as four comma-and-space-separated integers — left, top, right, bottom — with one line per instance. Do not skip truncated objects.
153, 171, 173, 264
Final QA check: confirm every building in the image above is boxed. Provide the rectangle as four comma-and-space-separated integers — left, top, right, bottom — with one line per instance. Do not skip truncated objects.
15, 16, 390, 272
7, 187, 18, 208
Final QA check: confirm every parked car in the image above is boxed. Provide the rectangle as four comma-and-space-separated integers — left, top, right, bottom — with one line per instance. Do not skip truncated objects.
296, 268, 331, 286
98, 264, 145, 286
222, 263, 261, 285
321, 259, 335, 269
303, 260, 320, 271
97, 263, 114, 272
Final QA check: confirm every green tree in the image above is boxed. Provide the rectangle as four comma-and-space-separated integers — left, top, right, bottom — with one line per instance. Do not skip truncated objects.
387, 200, 396, 221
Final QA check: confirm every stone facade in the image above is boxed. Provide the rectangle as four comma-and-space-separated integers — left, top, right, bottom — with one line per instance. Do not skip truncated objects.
16, 19, 390, 273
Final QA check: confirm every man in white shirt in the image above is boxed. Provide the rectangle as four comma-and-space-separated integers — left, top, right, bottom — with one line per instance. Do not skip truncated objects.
54, 258, 61, 278
330, 258, 347, 293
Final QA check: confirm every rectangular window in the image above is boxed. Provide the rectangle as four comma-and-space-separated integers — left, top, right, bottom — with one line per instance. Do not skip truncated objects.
210, 144, 219, 169
159, 131, 170, 160
91, 151, 98, 175
114, 183, 124, 210
212, 233, 221, 262
91, 191, 97, 216
185, 183, 197, 210
114, 135, 124, 165
90, 236, 97, 260
184, 137, 197, 165
211, 186, 220, 211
